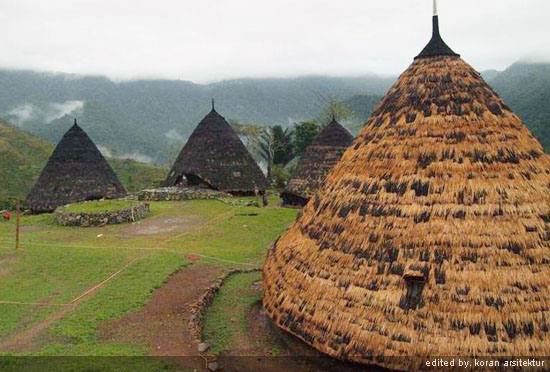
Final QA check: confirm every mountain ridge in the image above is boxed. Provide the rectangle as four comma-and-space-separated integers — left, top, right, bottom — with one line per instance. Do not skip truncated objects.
1, 61, 548, 164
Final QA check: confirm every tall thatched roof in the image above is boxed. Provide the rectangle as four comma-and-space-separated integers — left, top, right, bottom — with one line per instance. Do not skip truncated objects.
263, 13, 550, 371
282, 118, 353, 206
26, 120, 126, 213
163, 104, 269, 194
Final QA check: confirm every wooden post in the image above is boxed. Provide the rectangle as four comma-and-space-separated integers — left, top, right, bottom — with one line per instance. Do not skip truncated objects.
15, 203, 20, 250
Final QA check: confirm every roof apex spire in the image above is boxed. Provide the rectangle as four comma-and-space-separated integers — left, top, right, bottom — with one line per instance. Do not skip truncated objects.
211, 98, 215, 111
330, 108, 337, 123
415, 1, 460, 59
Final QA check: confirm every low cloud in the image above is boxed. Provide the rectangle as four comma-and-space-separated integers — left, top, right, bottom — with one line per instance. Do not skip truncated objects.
97, 145, 113, 158
165, 129, 184, 142
119, 152, 154, 164
7, 104, 37, 126
98, 144, 154, 164
45, 100, 84, 123
6, 100, 85, 127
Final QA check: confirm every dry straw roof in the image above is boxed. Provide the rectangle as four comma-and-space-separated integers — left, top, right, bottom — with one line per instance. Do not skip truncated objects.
282, 118, 353, 206
26, 120, 126, 213
163, 104, 269, 194
263, 14, 550, 371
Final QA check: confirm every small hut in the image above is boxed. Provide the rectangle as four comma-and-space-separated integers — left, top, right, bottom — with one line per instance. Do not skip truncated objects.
263, 5, 550, 371
163, 102, 269, 195
26, 120, 126, 213
281, 117, 353, 206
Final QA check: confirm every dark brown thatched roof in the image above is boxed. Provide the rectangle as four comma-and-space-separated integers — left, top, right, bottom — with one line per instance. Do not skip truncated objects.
26, 120, 126, 213
263, 12, 550, 371
282, 118, 353, 206
163, 106, 269, 194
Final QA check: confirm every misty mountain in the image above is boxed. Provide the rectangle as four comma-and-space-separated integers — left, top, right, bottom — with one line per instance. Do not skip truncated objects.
0, 69, 395, 164
490, 62, 550, 151
1, 62, 549, 166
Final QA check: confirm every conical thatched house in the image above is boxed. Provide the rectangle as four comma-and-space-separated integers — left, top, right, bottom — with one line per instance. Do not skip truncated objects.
281, 118, 353, 206
263, 9, 550, 371
163, 103, 269, 195
26, 120, 126, 213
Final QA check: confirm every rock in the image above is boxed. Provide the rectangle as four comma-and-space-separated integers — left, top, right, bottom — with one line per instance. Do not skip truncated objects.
198, 342, 210, 352
207, 362, 219, 371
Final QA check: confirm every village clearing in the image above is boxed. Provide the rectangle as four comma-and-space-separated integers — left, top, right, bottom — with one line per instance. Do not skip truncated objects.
0, 196, 305, 371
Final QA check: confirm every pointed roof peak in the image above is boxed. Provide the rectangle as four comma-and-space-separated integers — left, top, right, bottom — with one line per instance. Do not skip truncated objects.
330, 110, 338, 124
211, 98, 216, 112
70, 118, 83, 131
415, 4, 460, 60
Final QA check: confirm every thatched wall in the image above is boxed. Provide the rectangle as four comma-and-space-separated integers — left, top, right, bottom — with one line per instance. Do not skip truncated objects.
263, 54, 550, 371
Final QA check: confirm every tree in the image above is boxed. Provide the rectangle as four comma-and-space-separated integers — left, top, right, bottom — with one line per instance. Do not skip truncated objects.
258, 129, 274, 180
229, 120, 264, 149
272, 125, 293, 166
314, 94, 354, 127
294, 121, 320, 155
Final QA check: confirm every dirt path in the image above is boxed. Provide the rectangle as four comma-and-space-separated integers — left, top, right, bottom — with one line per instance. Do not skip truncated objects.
100, 261, 223, 371
0, 256, 144, 352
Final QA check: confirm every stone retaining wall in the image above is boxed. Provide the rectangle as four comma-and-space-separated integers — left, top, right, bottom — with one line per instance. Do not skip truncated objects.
138, 187, 230, 202
189, 268, 261, 340
54, 203, 150, 227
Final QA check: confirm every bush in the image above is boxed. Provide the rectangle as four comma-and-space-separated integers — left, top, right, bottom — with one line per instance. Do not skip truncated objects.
271, 165, 290, 190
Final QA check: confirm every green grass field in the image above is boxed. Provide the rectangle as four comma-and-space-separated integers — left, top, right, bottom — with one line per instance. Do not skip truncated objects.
60, 200, 138, 214
202, 271, 262, 354
0, 196, 297, 370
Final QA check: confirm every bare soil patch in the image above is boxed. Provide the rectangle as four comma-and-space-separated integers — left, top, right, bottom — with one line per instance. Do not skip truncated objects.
100, 263, 222, 370
120, 214, 204, 236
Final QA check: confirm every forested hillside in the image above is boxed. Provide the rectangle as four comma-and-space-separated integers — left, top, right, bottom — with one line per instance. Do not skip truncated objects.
0, 70, 394, 164
489, 62, 550, 152
1, 62, 548, 166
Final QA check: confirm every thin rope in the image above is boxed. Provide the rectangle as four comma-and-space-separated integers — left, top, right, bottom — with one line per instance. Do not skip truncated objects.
68, 256, 144, 304
0, 255, 147, 307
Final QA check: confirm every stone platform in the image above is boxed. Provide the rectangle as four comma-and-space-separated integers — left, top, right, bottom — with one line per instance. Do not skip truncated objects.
54, 203, 150, 227
137, 187, 230, 202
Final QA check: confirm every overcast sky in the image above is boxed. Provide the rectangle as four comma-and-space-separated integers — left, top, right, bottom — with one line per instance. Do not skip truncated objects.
1, 0, 548, 83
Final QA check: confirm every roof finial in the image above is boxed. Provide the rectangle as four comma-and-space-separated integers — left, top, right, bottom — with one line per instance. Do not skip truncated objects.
211, 98, 215, 111
415, 0, 459, 59
74, 118, 78, 126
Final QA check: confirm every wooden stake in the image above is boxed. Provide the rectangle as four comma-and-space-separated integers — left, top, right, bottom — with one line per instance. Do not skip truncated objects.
15, 203, 20, 250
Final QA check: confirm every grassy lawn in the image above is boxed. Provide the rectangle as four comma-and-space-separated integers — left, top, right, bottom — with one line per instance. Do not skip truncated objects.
202, 271, 262, 354
0, 197, 297, 363
60, 200, 138, 214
